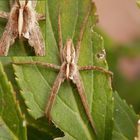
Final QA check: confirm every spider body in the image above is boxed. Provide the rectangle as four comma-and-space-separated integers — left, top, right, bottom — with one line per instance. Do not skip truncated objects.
0, 0, 45, 56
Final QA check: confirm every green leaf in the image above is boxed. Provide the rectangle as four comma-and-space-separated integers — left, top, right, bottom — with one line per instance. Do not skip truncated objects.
137, 0, 140, 8
0, 62, 27, 140
112, 92, 139, 140
27, 117, 64, 140
27, 125, 52, 140
13, 0, 113, 140
0, 1, 45, 56
0, 58, 63, 139
27, 119, 62, 140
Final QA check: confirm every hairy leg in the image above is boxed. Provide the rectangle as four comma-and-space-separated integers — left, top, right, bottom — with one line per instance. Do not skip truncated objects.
45, 71, 65, 122
10, 0, 14, 8
0, 21, 18, 56
0, 11, 9, 19
26, 9, 45, 56
72, 72, 97, 134
31, 0, 37, 9
75, 1, 95, 62
36, 13, 46, 21
58, 8, 63, 62
13, 61, 60, 70
79, 65, 113, 76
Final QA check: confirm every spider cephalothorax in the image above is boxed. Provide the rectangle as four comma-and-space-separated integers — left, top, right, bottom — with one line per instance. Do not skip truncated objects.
62, 39, 77, 79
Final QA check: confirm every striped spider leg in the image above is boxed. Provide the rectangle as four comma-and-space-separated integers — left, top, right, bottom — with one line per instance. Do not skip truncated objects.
0, 0, 45, 56
14, 1, 113, 134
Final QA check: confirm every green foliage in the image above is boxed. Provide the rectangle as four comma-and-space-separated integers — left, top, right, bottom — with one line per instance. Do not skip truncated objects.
0, 0, 139, 140
112, 92, 139, 140
0, 62, 27, 140
13, 0, 114, 139
137, 0, 140, 8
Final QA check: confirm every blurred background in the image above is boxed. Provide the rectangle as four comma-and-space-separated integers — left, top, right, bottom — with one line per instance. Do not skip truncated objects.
94, 0, 140, 113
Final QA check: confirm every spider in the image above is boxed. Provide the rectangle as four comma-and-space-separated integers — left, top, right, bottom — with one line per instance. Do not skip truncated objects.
0, 0, 45, 56
14, 1, 113, 134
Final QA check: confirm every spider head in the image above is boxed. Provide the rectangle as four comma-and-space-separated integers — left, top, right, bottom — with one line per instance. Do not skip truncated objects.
16, 0, 28, 8
63, 39, 75, 64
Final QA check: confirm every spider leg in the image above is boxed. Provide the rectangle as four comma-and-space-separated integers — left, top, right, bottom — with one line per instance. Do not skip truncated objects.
75, 1, 95, 62
0, 11, 9, 19
45, 70, 65, 122
36, 13, 46, 21
31, 0, 37, 9
10, 0, 14, 8
15, 0, 20, 6
79, 65, 113, 77
13, 61, 60, 70
25, 0, 28, 6
72, 71, 97, 134
0, 22, 18, 56
25, 11, 45, 56
58, 8, 63, 62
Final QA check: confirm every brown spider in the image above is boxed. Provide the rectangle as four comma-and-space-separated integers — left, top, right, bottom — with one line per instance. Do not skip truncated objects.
0, 0, 45, 56
14, 1, 113, 134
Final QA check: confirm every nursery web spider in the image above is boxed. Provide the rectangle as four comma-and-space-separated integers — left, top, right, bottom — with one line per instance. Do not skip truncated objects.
0, 0, 45, 56
14, 1, 113, 134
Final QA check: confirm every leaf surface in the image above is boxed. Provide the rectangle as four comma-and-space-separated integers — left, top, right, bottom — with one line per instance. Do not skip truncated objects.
13, 0, 113, 140
0, 62, 27, 140
112, 92, 139, 140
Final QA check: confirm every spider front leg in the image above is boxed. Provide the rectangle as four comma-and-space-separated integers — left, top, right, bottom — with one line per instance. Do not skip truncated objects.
57, 9, 64, 62
0, 11, 9, 19
79, 65, 113, 77
13, 61, 60, 70
31, 0, 45, 21
75, 1, 94, 62
36, 13, 46, 21
10, 0, 14, 8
